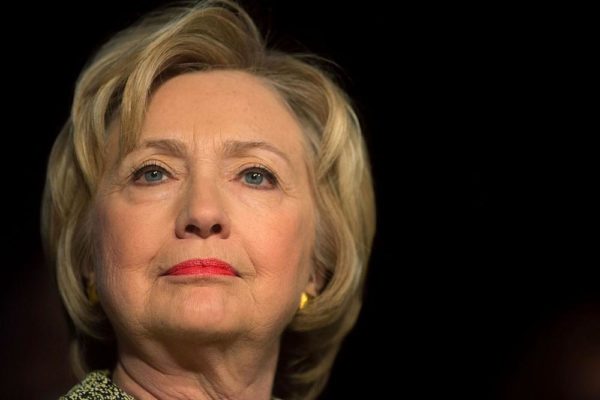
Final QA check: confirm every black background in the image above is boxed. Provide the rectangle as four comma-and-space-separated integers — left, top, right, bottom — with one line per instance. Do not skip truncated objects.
0, 1, 597, 399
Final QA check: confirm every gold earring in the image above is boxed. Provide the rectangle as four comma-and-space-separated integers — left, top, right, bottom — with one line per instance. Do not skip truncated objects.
299, 292, 309, 310
87, 282, 99, 305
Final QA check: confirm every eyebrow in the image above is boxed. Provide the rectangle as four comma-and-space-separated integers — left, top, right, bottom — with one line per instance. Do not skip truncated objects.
221, 140, 292, 168
134, 139, 188, 158
131, 138, 292, 167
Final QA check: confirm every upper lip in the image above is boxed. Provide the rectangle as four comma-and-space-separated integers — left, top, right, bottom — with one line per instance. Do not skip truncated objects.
162, 258, 239, 277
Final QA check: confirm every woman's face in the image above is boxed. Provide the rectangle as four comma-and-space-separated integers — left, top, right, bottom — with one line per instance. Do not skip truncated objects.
93, 71, 316, 346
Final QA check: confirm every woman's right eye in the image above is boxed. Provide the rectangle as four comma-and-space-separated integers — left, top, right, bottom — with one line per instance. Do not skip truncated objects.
131, 163, 171, 185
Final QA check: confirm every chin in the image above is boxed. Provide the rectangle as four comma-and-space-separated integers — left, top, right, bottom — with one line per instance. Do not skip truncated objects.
148, 289, 248, 341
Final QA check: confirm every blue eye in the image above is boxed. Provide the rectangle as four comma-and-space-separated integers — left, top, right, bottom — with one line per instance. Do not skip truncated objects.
132, 163, 170, 185
244, 170, 264, 185
241, 167, 277, 189
144, 169, 164, 182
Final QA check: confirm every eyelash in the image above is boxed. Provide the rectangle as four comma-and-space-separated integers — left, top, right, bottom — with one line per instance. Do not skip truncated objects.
237, 164, 279, 190
130, 161, 172, 185
129, 162, 279, 189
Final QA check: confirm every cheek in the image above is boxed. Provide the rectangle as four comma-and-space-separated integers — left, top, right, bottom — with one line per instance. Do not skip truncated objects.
244, 202, 315, 282
93, 196, 175, 328
94, 197, 171, 276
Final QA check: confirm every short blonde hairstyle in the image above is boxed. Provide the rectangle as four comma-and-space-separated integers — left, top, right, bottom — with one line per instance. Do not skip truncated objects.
41, 1, 375, 399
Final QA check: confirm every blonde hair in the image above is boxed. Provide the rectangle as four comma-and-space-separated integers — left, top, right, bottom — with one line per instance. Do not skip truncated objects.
41, 1, 375, 399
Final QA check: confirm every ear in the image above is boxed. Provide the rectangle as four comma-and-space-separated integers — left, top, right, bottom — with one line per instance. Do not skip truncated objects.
304, 267, 325, 297
82, 259, 96, 286
87, 269, 96, 284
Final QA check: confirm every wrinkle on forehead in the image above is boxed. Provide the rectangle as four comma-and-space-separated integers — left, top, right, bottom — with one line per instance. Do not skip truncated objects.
103, 70, 316, 186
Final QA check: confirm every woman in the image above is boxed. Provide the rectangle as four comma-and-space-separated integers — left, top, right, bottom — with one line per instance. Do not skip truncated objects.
42, 1, 375, 399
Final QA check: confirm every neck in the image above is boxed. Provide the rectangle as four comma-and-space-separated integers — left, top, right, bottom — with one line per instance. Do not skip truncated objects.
112, 337, 279, 400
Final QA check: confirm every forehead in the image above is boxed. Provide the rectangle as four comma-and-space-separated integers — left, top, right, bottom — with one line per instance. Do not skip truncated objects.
137, 70, 306, 155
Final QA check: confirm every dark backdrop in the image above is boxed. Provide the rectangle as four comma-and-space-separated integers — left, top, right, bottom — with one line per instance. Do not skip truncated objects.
1, 1, 597, 399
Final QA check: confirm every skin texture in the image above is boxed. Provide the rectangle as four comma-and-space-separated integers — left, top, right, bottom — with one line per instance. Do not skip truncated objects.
92, 70, 318, 399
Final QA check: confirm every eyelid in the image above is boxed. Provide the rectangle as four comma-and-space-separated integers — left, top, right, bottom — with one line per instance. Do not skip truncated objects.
237, 163, 280, 189
129, 160, 173, 183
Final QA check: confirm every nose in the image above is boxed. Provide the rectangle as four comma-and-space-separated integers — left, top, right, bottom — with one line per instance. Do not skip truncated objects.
175, 176, 231, 240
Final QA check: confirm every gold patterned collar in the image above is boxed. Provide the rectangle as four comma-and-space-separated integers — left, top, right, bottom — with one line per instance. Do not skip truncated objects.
61, 369, 283, 399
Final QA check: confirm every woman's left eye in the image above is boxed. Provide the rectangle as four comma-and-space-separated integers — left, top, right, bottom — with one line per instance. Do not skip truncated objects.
240, 167, 278, 189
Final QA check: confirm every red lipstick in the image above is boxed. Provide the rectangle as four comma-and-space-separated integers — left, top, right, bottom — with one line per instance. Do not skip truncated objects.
163, 258, 238, 277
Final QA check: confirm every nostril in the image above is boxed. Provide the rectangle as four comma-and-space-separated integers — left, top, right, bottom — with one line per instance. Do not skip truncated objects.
182, 223, 223, 237
185, 225, 200, 235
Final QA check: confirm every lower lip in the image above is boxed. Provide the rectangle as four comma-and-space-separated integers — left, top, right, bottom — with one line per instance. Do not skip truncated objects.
166, 266, 237, 277
164, 259, 238, 277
